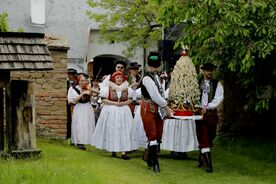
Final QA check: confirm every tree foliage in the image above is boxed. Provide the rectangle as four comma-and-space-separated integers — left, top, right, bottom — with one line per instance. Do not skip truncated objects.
86, 0, 162, 58
156, 0, 276, 112
0, 12, 23, 32
86, 0, 276, 112
0, 12, 9, 32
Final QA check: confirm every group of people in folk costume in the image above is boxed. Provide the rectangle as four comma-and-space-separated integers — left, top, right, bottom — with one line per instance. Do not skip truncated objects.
67, 52, 224, 173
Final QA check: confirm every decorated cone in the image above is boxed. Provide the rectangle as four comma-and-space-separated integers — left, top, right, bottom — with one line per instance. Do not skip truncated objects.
168, 47, 200, 116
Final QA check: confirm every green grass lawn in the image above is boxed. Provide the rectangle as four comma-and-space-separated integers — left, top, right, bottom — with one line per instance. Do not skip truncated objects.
1, 136, 276, 184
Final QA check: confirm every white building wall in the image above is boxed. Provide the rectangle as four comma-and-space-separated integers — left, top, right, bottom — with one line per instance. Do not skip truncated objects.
0, 0, 144, 72
86, 30, 144, 68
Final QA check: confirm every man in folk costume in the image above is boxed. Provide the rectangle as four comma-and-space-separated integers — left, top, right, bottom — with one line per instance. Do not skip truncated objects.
140, 52, 174, 173
127, 62, 142, 116
196, 63, 224, 173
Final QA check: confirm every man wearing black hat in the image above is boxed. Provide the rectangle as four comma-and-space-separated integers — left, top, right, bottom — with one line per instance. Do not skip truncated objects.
140, 52, 173, 173
67, 68, 77, 90
128, 62, 142, 108
196, 62, 224, 173
128, 62, 142, 86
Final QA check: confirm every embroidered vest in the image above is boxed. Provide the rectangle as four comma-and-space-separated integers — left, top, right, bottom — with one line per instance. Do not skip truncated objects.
108, 88, 128, 102
199, 78, 218, 103
141, 72, 167, 119
141, 72, 164, 100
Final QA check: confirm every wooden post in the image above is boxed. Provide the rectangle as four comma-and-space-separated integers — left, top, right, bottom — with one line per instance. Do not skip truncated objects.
0, 87, 3, 151
0, 71, 10, 152
5, 77, 12, 152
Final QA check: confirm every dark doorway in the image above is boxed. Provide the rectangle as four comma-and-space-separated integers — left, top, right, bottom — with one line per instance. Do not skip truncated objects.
93, 54, 129, 80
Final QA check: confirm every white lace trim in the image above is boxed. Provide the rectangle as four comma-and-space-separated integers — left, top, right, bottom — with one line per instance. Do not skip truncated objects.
108, 81, 129, 92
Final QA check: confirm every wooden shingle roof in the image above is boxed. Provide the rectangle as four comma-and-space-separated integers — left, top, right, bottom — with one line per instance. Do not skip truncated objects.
0, 32, 53, 70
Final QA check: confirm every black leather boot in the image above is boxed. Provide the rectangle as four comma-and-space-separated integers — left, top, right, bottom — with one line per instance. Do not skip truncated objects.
196, 152, 204, 168
111, 152, 116, 157
179, 152, 188, 160
203, 152, 213, 173
149, 145, 160, 173
170, 151, 178, 159
143, 146, 152, 167
77, 144, 86, 150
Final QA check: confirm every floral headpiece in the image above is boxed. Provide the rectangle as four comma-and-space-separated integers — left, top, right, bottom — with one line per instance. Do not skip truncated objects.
110, 71, 127, 82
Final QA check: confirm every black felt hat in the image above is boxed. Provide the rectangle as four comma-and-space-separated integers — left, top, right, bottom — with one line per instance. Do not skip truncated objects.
147, 52, 161, 68
114, 60, 127, 68
67, 68, 77, 74
200, 63, 217, 70
77, 72, 89, 79
129, 62, 141, 69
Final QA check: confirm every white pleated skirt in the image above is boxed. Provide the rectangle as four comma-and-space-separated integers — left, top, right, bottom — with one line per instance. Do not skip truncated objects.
71, 102, 95, 145
161, 119, 199, 152
91, 104, 139, 152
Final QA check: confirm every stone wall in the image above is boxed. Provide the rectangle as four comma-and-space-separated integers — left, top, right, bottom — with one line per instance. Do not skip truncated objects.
11, 37, 69, 139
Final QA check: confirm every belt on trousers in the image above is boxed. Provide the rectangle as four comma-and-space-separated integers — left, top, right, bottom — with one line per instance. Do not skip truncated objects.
205, 109, 217, 115
142, 99, 158, 114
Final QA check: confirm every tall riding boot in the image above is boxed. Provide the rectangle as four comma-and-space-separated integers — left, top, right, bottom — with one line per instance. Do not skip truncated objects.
149, 145, 160, 173
143, 144, 152, 167
197, 152, 204, 168
202, 152, 213, 173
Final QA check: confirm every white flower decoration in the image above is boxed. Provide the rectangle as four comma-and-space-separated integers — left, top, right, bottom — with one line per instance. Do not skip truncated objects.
168, 55, 200, 107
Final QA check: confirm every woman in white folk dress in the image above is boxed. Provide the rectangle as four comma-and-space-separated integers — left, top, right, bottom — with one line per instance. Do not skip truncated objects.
133, 88, 148, 149
67, 74, 96, 150
91, 71, 139, 160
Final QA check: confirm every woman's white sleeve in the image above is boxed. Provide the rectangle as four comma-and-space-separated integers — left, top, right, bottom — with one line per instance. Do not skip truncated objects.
67, 87, 78, 104
100, 86, 109, 98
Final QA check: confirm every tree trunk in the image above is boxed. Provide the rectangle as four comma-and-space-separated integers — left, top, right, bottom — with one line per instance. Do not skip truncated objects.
220, 74, 276, 138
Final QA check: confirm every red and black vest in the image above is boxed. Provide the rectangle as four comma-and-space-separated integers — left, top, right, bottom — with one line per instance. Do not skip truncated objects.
108, 88, 128, 102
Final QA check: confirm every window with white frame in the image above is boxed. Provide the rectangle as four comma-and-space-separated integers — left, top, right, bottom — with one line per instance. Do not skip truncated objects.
31, 0, 45, 25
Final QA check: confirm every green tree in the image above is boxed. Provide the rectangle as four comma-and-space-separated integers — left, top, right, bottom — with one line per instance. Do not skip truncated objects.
157, 0, 276, 136
0, 12, 9, 32
86, 0, 162, 61
157, 0, 276, 110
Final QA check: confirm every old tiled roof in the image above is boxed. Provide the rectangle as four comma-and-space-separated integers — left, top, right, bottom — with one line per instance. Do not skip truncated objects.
0, 32, 53, 70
